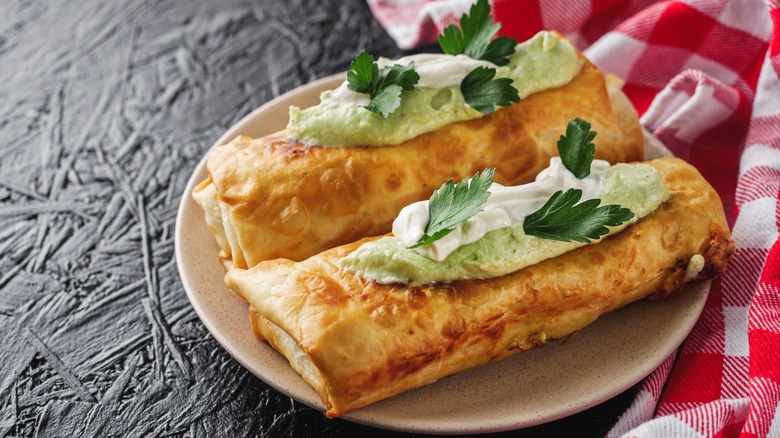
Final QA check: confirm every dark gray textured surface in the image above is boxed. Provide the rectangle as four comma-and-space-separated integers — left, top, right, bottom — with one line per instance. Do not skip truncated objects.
0, 1, 637, 436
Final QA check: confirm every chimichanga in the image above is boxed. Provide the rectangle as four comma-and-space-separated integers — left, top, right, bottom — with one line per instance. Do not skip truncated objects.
193, 46, 643, 270
225, 158, 733, 418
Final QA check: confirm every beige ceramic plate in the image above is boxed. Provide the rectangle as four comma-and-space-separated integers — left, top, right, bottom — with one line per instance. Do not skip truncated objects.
175, 74, 709, 435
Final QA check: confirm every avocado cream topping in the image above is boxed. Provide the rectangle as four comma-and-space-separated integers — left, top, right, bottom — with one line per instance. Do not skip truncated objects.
287, 31, 581, 147
340, 161, 670, 285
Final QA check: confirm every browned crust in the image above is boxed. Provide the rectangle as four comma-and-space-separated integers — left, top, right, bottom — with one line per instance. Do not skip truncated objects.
651, 229, 734, 300
226, 158, 733, 418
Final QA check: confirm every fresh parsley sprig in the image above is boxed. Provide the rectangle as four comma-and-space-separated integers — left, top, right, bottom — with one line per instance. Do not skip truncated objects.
411, 168, 495, 248
347, 51, 420, 118
438, 0, 520, 114
461, 66, 520, 114
558, 118, 597, 179
523, 118, 634, 243
438, 0, 518, 66
523, 188, 635, 243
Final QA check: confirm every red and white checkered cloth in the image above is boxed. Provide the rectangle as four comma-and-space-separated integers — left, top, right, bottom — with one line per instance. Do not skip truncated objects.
368, 1, 780, 436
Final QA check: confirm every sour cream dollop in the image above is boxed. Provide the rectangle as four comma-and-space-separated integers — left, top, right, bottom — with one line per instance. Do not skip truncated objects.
393, 157, 611, 261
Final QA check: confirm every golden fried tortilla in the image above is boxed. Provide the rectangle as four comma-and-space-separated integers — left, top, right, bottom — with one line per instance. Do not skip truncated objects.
224, 158, 733, 418
193, 49, 643, 270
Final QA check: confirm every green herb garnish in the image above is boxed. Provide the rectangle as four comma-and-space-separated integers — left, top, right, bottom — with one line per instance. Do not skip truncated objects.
523, 188, 634, 243
347, 51, 420, 118
411, 168, 495, 248
460, 66, 519, 114
558, 118, 597, 179
438, 0, 518, 66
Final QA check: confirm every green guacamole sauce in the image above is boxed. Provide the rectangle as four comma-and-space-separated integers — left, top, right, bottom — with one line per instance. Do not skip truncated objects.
340, 163, 671, 285
287, 32, 582, 147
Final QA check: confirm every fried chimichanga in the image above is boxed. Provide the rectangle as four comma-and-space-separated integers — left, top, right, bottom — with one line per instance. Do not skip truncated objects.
193, 48, 643, 270
224, 158, 733, 418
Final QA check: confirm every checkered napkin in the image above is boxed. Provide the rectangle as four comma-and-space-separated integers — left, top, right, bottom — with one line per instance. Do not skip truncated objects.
368, 1, 780, 436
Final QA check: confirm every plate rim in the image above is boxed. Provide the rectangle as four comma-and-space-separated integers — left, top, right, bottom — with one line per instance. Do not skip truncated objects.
174, 74, 708, 434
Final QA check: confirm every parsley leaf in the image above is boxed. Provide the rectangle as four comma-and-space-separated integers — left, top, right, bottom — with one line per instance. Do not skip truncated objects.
346, 51, 379, 94
346, 51, 420, 118
523, 188, 635, 243
376, 63, 419, 92
365, 84, 403, 118
461, 66, 519, 114
411, 168, 495, 248
437, 0, 518, 65
558, 118, 597, 179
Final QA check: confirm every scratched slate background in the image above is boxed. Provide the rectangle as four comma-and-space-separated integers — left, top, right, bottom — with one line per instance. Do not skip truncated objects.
0, 0, 638, 436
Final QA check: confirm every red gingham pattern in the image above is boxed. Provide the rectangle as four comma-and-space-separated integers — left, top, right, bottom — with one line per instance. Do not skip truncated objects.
369, 1, 780, 436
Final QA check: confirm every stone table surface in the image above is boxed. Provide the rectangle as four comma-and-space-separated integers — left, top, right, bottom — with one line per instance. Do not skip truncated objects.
0, 0, 637, 436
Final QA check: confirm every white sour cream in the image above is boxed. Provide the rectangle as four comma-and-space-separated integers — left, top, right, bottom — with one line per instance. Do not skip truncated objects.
325, 53, 498, 106
393, 157, 611, 261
